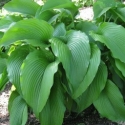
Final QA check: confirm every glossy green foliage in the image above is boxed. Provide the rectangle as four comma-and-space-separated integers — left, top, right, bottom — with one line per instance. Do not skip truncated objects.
94, 80, 125, 121
0, 0, 125, 124
4, 0, 40, 16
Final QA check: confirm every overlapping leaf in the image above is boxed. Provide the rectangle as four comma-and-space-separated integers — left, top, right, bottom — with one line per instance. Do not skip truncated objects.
4, 0, 40, 16
9, 96, 28, 125
51, 37, 72, 86
41, 0, 78, 15
0, 19, 54, 47
35, 9, 56, 21
7, 45, 31, 94
66, 31, 91, 90
90, 22, 125, 63
76, 21, 98, 42
20, 50, 57, 116
73, 43, 100, 98
93, 0, 117, 19
115, 58, 125, 77
51, 31, 91, 93
8, 90, 19, 112
76, 62, 107, 112
37, 60, 59, 114
0, 15, 23, 32
94, 80, 125, 121
39, 75, 66, 125
109, 55, 124, 80
53, 23, 66, 37
113, 7, 125, 22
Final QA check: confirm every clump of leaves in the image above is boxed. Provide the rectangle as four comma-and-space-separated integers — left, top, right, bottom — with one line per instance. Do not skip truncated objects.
1, 0, 125, 125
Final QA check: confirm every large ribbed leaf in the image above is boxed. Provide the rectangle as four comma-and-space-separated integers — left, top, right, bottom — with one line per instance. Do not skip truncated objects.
0, 19, 54, 47
53, 23, 66, 37
66, 31, 91, 90
41, 0, 78, 15
73, 43, 100, 99
7, 45, 31, 94
37, 60, 59, 113
39, 75, 66, 125
51, 38, 72, 86
20, 50, 55, 116
51, 31, 91, 93
115, 58, 125, 77
35, 10, 56, 21
90, 22, 125, 63
4, 0, 40, 16
9, 96, 28, 125
76, 62, 107, 112
94, 80, 125, 121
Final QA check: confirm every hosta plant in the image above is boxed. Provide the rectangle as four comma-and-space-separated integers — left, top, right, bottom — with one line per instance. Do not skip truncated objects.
1, 0, 125, 125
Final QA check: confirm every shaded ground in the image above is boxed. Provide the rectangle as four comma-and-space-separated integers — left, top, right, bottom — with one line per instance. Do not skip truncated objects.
0, 84, 10, 125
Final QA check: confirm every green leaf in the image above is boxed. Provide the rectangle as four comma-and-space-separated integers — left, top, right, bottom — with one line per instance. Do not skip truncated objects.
39, 75, 66, 125
41, 0, 78, 15
0, 69, 8, 91
94, 80, 125, 122
8, 90, 19, 112
51, 31, 91, 93
73, 43, 100, 98
4, 0, 40, 16
0, 58, 6, 74
76, 62, 107, 112
76, 21, 98, 42
37, 60, 59, 113
109, 54, 124, 80
20, 50, 55, 116
21, 39, 48, 48
111, 68, 125, 96
50, 37, 72, 82
35, 9, 56, 21
53, 23, 66, 37
90, 22, 125, 63
66, 31, 91, 91
112, 7, 125, 22
0, 32, 4, 38
0, 19, 54, 47
7, 45, 31, 94
0, 15, 23, 32
115, 58, 125, 77
9, 96, 28, 125
0, 58, 8, 90
93, 0, 116, 19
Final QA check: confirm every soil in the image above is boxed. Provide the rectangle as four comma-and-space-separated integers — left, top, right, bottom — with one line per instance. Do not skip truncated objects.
0, 84, 10, 125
